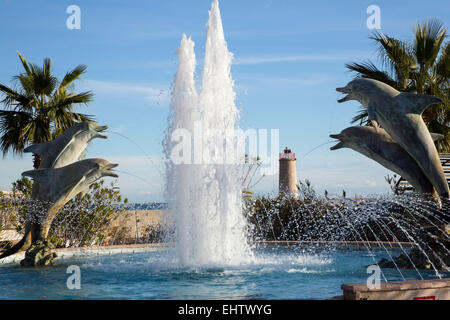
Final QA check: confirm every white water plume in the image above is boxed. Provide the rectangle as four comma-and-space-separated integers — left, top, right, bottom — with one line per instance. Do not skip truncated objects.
164, 0, 253, 266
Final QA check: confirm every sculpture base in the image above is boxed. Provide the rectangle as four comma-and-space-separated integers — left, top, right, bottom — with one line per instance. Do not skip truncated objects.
376, 246, 450, 271
20, 240, 57, 267
342, 278, 450, 300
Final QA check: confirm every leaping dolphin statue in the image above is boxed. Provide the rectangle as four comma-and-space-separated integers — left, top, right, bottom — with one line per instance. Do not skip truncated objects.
330, 126, 436, 195
336, 78, 449, 199
24, 122, 108, 169
0, 159, 118, 261
21, 158, 119, 239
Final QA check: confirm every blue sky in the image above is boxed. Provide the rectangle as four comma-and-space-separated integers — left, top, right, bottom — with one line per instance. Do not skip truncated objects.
0, 0, 449, 202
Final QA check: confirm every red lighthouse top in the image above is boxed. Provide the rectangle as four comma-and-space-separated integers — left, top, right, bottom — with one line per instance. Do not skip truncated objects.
280, 147, 295, 160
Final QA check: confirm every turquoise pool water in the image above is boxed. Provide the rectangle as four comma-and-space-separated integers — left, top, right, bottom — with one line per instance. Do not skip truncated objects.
0, 246, 446, 299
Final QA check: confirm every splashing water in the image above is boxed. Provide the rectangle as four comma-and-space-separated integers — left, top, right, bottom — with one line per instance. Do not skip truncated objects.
163, 0, 253, 266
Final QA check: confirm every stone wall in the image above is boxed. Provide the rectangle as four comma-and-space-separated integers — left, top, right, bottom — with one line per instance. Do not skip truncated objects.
0, 209, 171, 248
104, 210, 171, 244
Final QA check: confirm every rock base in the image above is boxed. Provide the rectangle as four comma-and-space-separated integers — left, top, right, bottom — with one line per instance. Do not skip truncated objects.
20, 240, 57, 267
377, 247, 450, 270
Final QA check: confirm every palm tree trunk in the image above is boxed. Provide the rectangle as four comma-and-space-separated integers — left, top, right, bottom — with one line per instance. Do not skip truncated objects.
32, 153, 41, 170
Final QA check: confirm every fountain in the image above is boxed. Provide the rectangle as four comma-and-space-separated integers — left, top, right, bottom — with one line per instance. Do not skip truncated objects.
163, 0, 252, 266
0, 0, 449, 300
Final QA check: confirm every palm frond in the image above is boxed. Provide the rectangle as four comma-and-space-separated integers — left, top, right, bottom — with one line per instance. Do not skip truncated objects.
0, 110, 32, 156
414, 18, 447, 69
21, 118, 52, 144
49, 91, 93, 110
13, 74, 35, 95
0, 53, 95, 155
350, 105, 370, 126
43, 57, 52, 78
345, 60, 397, 88
435, 41, 450, 80
32, 63, 58, 97
371, 31, 417, 88
0, 83, 33, 110
16, 52, 32, 76
46, 91, 94, 132
58, 65, 88, 93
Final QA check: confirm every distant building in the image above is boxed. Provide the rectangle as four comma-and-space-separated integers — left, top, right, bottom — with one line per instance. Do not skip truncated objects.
0, 229, 22, 243
279, 147, 298, 198
0, 190, 16, 198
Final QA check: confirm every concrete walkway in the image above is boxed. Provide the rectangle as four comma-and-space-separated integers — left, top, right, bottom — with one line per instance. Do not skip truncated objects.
0, 243, 166, 265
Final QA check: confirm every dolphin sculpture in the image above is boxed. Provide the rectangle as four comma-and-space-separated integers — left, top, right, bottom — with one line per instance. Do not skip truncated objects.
24, 122, 108, 169
336, 78, 449, 199
0, 121, 118, 265
0, 158, 118, 261
330, 126, 436, 195
21, 158, 119, 239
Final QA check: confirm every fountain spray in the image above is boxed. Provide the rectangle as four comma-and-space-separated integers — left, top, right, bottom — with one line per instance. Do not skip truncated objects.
164, 0, 253, 266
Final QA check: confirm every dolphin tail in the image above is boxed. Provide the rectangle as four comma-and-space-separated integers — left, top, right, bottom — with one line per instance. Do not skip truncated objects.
399, 93, 443, 115
0, 228, 32, 260
23, 141, 50, 158
22, 168, 51, 185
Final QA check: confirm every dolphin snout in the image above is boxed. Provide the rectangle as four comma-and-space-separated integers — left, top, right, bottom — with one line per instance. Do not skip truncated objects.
336, 86, 349, 93
96, 125, 109, 132
336, 86, 354, 103
95, 125, 109, 139
337, 95, 353, 103
105, 172, 119, 178
103, 163, 119, 178
330, 142, 345, 150
106, 163, 119, 169
329, 134, 345, 150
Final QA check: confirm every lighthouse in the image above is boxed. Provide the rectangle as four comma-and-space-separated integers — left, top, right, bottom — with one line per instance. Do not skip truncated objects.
279, 147, 298, 198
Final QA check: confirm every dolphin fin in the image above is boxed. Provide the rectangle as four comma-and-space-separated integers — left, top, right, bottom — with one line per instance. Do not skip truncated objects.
23, 141, 51, 157
22, 168, 51, 185
399, 93, 443, 115
430, 132, 445, 142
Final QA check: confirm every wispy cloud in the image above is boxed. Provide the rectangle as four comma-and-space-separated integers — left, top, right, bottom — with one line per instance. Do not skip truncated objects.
236, 74, 334, 88
80, 80, 170, 105
233, 51, 373, 65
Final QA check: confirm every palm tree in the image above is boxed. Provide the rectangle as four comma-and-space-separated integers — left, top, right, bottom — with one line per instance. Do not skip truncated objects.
346, 19, 450, 152
0, 52, 94, 168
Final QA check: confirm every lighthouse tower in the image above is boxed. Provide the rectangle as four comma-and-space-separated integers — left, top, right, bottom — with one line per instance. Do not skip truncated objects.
279, 147, 298, 198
